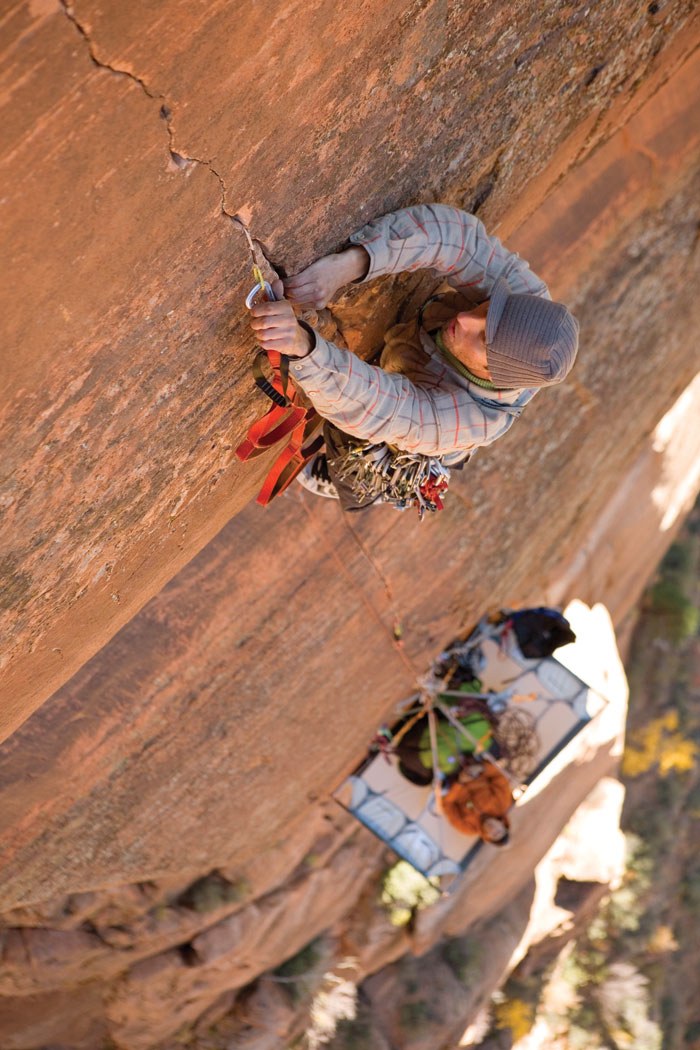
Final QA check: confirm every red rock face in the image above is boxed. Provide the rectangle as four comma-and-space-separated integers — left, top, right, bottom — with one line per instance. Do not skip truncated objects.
2, 4, 700, 1046
1, 34, 699, 905
2, 0, 699, 738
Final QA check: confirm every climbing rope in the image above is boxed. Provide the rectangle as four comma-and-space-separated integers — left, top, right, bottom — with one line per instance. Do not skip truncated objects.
232, 225, 535, 800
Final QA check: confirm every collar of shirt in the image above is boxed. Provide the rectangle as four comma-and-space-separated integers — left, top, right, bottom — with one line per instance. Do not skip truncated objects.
432, 329, 497, 390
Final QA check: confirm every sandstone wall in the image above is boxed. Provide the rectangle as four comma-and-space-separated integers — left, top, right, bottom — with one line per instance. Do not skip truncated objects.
0, 635, 625, 1049
2, 0, 699, 735
1, 29, 699, 904
2, 1, 700, 1047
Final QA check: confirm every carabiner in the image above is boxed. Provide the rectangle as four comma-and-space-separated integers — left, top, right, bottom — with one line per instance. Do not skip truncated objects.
245, 281, 275, 309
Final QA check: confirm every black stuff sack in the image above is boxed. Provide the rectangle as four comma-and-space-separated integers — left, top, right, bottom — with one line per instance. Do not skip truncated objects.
508, 607, 576, 658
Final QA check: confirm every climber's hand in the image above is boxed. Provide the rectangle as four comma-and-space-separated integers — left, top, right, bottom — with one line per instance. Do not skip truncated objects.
283, 246, 369, 309
458, 762, 483, 783
249, 280, 313, 358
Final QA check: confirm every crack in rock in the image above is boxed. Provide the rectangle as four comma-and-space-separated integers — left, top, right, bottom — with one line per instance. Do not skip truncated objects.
228, 212, 283, 283
59, 0, 157, 103
58, 0, 238, 227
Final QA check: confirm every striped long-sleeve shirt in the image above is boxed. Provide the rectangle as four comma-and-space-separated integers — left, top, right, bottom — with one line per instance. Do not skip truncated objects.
289, 204, 550, 457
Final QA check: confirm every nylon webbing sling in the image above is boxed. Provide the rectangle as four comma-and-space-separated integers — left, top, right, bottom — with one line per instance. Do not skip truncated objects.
235, 343, 322, 506
233, 227, 323, 506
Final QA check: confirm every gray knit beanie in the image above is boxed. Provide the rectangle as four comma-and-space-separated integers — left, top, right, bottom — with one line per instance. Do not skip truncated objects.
485, 277, 579, 389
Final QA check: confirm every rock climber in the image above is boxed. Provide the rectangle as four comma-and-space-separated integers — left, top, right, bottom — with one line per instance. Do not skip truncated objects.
441, 759, 513, 845
249, 202, 579, 512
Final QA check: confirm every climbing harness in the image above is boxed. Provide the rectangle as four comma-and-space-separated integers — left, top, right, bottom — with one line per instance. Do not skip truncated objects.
333, 441, 451, 520
234, 224, 322, 506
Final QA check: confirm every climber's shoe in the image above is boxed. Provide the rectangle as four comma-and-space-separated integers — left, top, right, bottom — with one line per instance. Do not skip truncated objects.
296, 451, 339, 500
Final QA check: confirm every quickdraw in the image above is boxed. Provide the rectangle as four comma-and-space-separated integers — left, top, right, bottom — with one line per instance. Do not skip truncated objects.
419, 473, 449, 512
334, 441, 451, 520
235, 273, 322, 506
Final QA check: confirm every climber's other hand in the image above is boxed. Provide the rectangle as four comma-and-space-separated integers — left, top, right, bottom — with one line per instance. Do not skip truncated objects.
283, 246, 369, 309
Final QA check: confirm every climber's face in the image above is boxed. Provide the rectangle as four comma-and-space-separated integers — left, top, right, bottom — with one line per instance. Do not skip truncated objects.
441, 300, 491, 380
482, 816, 508, 843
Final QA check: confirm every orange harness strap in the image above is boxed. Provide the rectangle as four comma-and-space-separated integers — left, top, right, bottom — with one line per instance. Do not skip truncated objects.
235, 349, 322, 506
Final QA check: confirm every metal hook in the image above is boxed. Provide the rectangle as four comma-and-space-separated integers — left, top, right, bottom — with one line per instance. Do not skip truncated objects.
246, 281, 276, 310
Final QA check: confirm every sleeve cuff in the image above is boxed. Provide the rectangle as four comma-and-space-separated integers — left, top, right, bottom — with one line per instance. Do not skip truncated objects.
348, 227, 390, 281
289, 331, 335, 381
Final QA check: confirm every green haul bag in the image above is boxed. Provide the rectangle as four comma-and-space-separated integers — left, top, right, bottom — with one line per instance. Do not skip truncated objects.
418, 709, 493, 774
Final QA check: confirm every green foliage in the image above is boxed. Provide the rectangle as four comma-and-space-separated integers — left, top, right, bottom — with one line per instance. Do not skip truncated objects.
442, 936, 482, 984
661, 541, 693, 575
568, 1020, 601, 1050
274, 938, 323, 1004
399, 999, 435, 1031
606, 884, 645, 935
178, 872, 249, 913
683, 778, 700, 817
540, 831, 663, 1050
624, 832, 654, 888
560, 957, 661, 1050
481, 514, 700, 1050
643, 531, 700, 645
585, 833, 654, 943
560, 950, 593, 991
685, 1019, 700, 1042
680, 861, 700, 915
329, 1017, 372, 1050
649, 578, 699, 644
380, 861, 440, 926
275, 938, 322, 979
